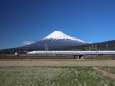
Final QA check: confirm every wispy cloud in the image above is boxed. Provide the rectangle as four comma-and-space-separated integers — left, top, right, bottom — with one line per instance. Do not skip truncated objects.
22, 41, 34, 45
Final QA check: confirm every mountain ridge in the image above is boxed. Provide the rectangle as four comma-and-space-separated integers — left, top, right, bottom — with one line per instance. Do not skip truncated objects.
59, 40, 115, 51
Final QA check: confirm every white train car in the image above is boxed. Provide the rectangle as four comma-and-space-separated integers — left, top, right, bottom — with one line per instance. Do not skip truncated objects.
27, 51, 115, 55
27, 51, 115, 59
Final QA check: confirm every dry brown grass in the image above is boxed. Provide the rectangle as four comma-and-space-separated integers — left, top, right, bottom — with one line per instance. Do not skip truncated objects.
94, 67, 115, 80
0, 59, 115, 67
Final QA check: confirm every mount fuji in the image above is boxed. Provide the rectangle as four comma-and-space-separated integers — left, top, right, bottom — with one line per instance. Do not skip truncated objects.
6, 31, 87, 51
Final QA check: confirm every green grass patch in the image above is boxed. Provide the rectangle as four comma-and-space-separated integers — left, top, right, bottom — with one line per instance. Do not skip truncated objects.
0, 67, 114, 86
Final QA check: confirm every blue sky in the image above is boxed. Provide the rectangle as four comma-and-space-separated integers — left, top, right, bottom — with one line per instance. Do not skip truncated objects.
0, 0, 115, 49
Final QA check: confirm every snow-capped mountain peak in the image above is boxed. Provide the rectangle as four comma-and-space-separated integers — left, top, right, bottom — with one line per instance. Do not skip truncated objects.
42, 31, 85, 43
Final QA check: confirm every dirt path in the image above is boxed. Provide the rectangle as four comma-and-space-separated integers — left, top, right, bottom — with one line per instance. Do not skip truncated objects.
94, 67, 115, 80
0, 60, 115, 67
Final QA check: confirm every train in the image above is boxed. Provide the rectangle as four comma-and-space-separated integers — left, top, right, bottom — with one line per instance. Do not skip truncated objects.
27, 51, 115, 59
27, 51, 115, 55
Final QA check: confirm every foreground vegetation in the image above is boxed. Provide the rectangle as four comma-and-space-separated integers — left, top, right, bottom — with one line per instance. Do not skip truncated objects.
101, 67, 115, 74
0, 67, 114, 86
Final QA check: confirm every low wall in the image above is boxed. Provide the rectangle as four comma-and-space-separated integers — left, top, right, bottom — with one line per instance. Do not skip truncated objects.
84, 54, 115, 60
0, 54, 115, 59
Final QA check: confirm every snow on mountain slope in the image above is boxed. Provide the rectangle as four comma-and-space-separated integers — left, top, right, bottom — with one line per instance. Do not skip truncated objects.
43, 31, 85, 43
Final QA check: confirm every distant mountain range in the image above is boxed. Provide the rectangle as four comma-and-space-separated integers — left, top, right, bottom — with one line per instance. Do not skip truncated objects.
60, 40, 115, 51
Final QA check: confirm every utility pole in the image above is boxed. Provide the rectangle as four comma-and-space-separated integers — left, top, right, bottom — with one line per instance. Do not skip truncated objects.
89, 46, 91, 51
95, 44, 97, 51
0, 50, 2, 56
92, 44, 93, 50
90, 44, 97, 51
45, 44, 49, 56
106, 44, 108, 50
45, 44, 48, 51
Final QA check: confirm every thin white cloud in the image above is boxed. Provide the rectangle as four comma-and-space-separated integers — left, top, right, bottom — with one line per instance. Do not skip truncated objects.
22, 41, 34, 45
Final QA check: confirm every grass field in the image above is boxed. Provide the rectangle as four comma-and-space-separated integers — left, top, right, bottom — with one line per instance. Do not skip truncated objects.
0, 60, 115, 86
0, 66, 115, 86
101, 67, 115, 74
